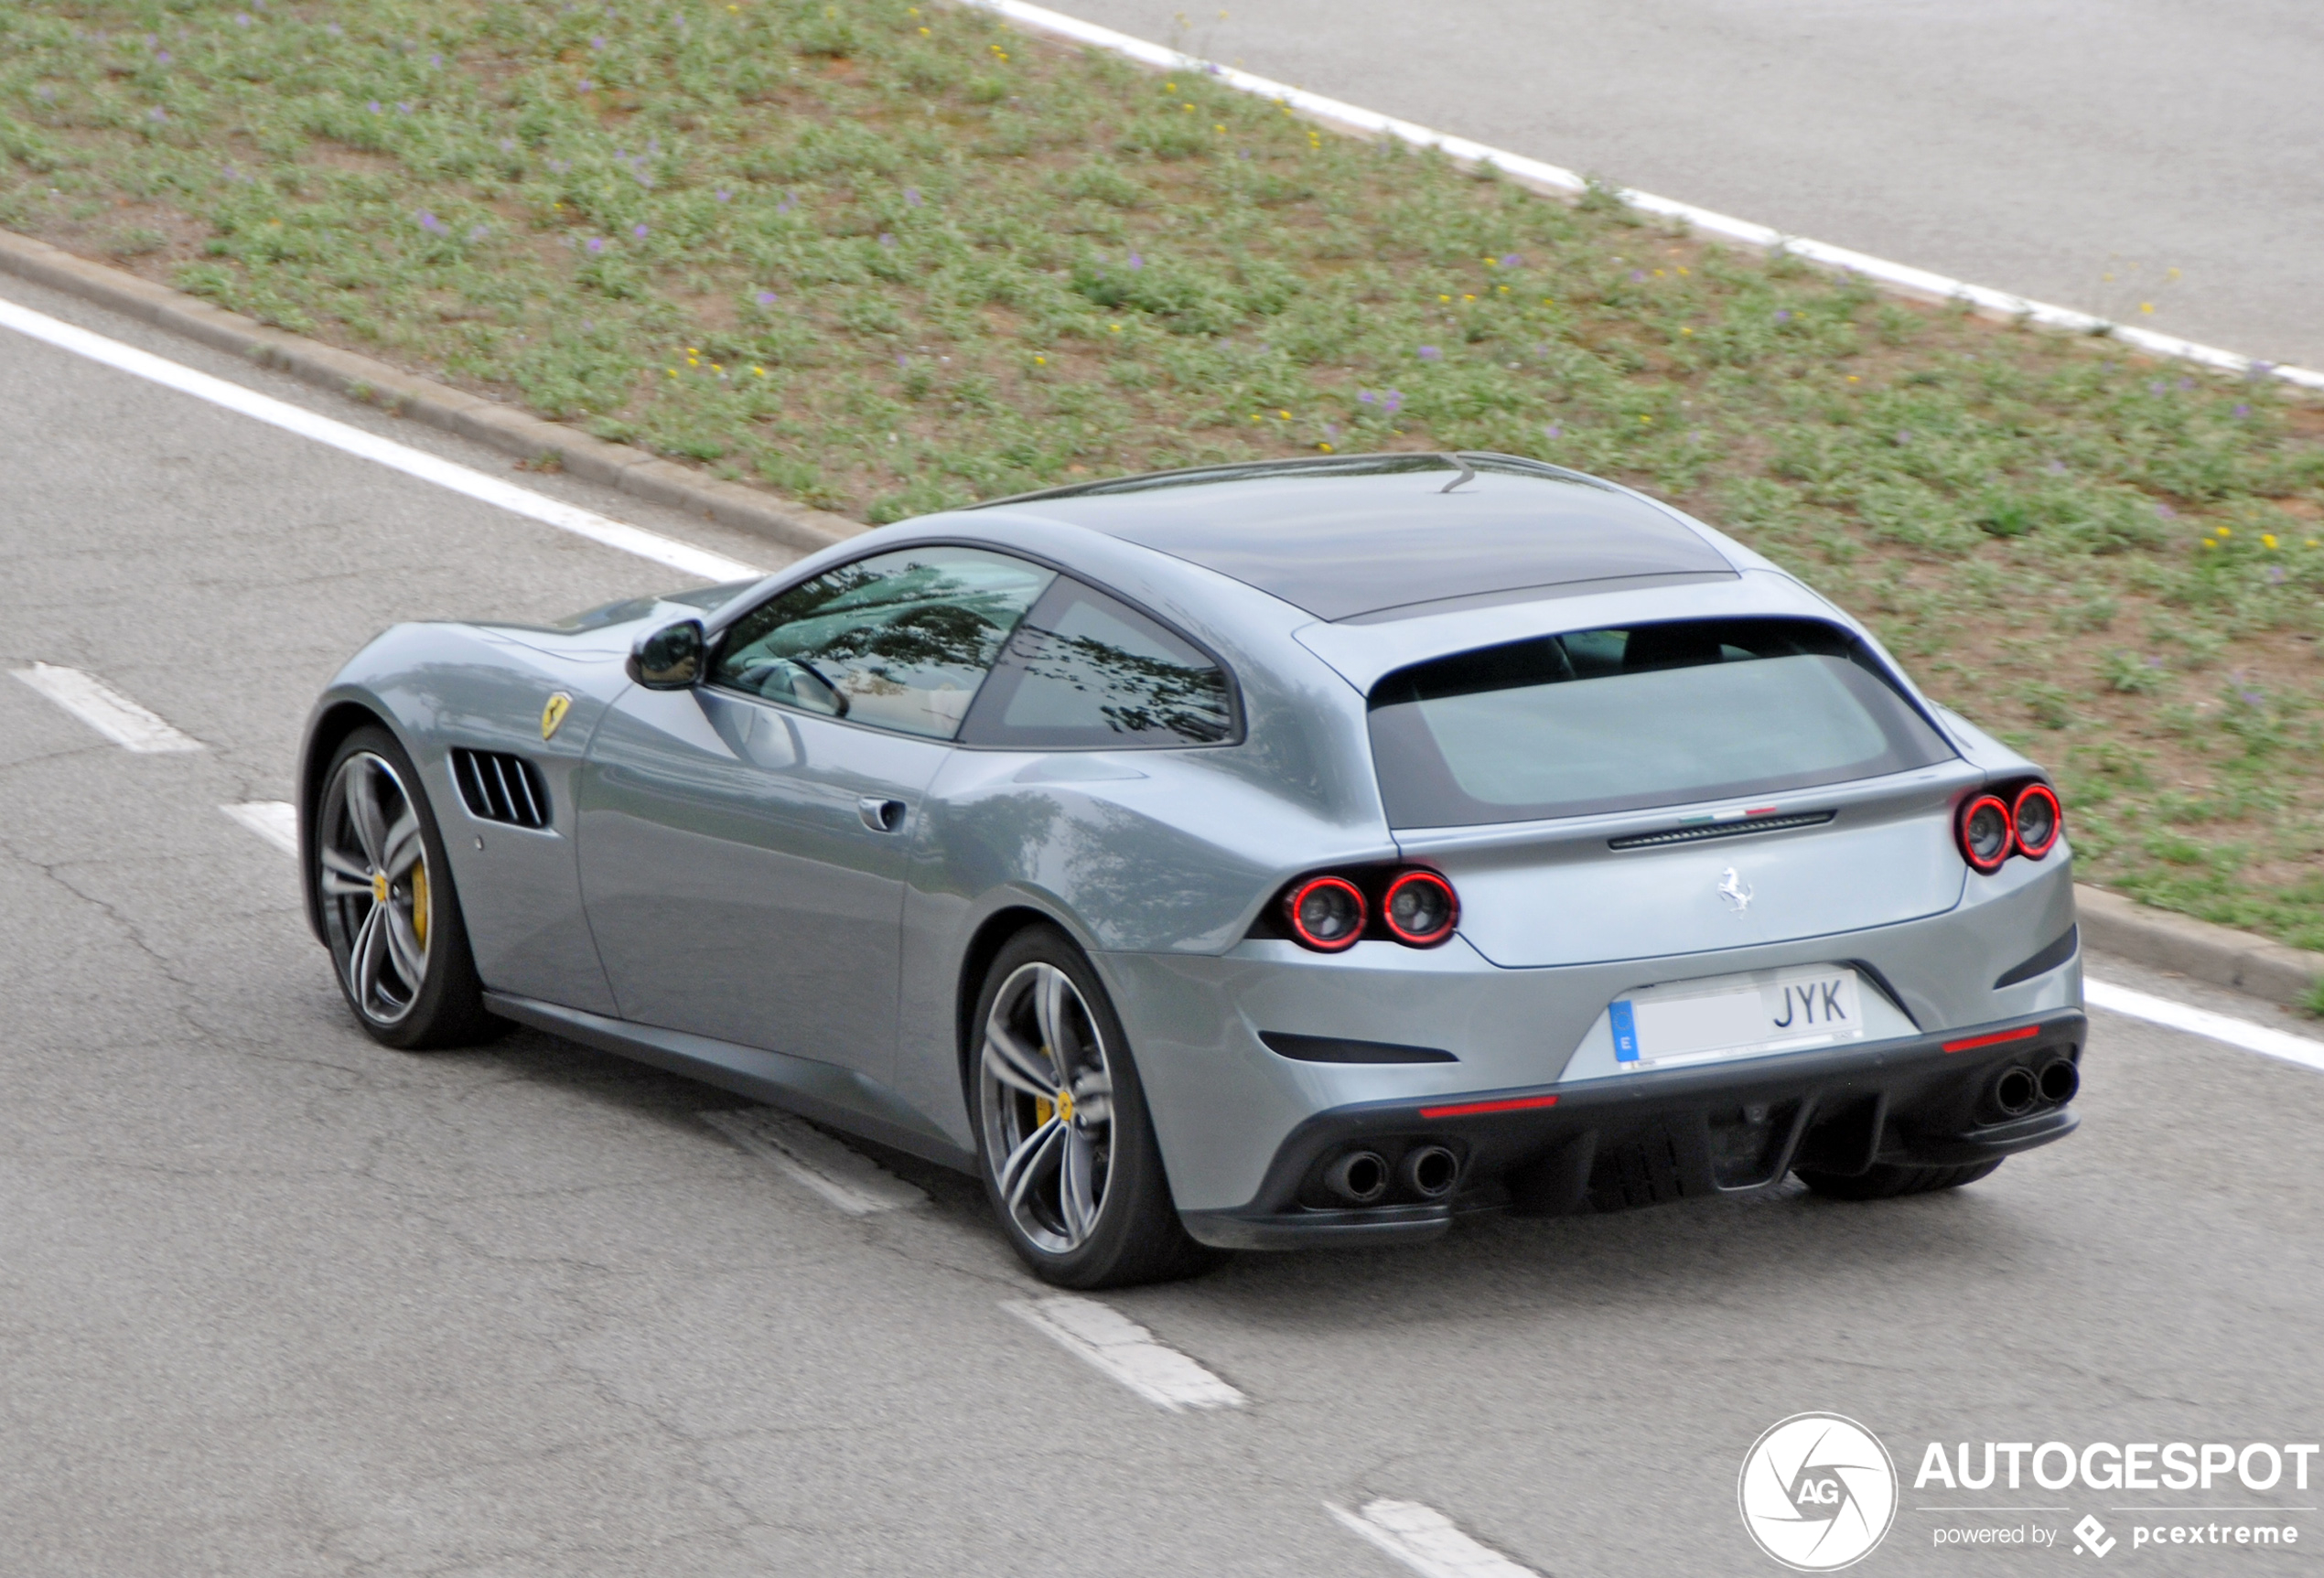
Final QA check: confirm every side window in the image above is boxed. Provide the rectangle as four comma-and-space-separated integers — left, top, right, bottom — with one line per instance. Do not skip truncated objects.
961, 579, 1237, 749
710, 546, 1054, 739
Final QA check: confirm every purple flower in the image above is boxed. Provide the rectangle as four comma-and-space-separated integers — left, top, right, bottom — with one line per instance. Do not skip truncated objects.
905, 188, 922, 207
468, 223, 489, 242
586, 236, 605, 253
2145, 656, 2164, 669
1324, 423, 1340, 440
156, 48, 171, 62
2150, 381, 2168, 395
2267, 565, 2286, 584
580, 319, 592, 330
368, 100, 382, 113
2178, 377, 2195, 391
548, 158, 570, 174
233, 12, 252, 25
395, 102, 412, 114
896, 353, 909, 369
1416, 345, 1440, 361
147, 106, 167, 122
429, 52, 442, 66
1894, 429, 1911, 445
576, 79, 592, 91
1358, 391, 1375, 404
36, 85, 55, 101
1773, 309, 1791, 323
1544, 422, 1562, 439
2241, 688, 2264, 704
591, 35, 606, 48
1383, 390, 1404, 413
500, 137, 516, 153
1629, 269, 1645, 282
756, 291, 777, 306
2233, 403, 2251, 418
2046, 459, 2067, 474
325, 22, 341, 35
1501, 252, 1522, 268
2155, 503, 2176, 518
2248, 360, 2275, 381
1126, 250, 1143, 270
715, 188, 731, 202
631, 222, 648, 239
879, 232, 897, 247
417, 209, 445, 232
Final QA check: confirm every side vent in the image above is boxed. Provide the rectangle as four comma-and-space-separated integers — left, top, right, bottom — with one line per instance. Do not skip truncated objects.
451, 748, 551, 830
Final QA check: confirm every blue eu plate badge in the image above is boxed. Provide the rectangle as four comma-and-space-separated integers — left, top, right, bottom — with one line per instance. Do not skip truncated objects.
1609, 999, 1641, 1064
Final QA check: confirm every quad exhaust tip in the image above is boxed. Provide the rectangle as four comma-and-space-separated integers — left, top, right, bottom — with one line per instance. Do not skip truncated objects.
1324, 1150, 1390, 1206
2038, 1057, 2079, 1105
1401, 1144, 1461, 1200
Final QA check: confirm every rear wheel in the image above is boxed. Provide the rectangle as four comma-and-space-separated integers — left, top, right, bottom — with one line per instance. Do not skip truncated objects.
314, 726, 500, 1050
1794, 1159, 2003, 1200
973, 926, 1210, 1288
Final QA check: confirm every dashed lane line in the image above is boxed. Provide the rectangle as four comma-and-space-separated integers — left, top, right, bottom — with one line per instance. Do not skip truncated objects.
1327, 1499, 1541, 1578
702, 1106, 927, 1216
13, 663, 203, 753
0, 295, 765, 585
1002, 1294, 1245, 1412
221, 800, 298, 856
2084, 979, 2324, 1075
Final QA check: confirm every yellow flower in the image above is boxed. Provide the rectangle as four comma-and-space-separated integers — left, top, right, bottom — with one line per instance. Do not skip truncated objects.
1109, 322, 1121, 333
1498, 285, 1509, 295
1542, 297, 1554, 306
1639, 414, 1652, 424
2140, 302, 2155, 314
2263, 534, 2278, 549
1277, 408, 1290, 419
1165, 82, 1177, 93
711, 363, 723, 373
752, 366, 765, 376
1653, 268, 1664, 277
1482, 256, 1498, 267
667, 368, 678, 377
2219, 526, 2233, 536
919, 25, 929, 34
1034, 355, 1046, 365
1461, 294, 1475, 303
1680, 326, 1693, 335
1214, 123, 1225, 133
2203, 540, 2218, 550
1438, 294, 1451, 303
1678, 266, 1690, 275
1846, 374, 1860, 383
1317, 442, 1334, 452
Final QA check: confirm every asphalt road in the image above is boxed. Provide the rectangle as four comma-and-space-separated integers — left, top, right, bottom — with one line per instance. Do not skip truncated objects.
1048, 0, 2324, 372
4, 273, 2323, 1577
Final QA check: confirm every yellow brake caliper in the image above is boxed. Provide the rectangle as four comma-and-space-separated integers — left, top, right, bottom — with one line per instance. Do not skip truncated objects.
410, 862, 430, 950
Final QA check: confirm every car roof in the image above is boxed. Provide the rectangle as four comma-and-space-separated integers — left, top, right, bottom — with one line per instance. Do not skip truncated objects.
971, 453, 1737, 622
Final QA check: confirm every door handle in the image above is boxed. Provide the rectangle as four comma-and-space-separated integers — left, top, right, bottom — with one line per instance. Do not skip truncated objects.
857, 796, 908, 833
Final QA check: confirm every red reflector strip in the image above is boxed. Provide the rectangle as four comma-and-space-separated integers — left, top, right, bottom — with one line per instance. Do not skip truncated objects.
1419, 1094, 1560, 1120
1942, 1025, 2041, 1054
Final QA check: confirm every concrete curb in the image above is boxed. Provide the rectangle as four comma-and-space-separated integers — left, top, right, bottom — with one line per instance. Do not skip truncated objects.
2, 233, 2316, 1014
0, 229, 864, 560
2075, 886, 2321, 1010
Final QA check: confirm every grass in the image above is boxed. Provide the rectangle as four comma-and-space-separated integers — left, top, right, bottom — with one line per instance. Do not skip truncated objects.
5, 0, 2324, 950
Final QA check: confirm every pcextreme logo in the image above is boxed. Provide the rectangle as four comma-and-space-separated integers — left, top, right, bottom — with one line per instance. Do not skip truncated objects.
1739, 1413, 1899, 1571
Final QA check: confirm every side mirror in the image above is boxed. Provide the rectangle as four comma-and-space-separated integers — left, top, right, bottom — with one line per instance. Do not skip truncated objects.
628, 618, 705, 689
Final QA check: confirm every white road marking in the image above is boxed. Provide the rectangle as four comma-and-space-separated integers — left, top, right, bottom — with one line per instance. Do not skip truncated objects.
1327, 1499, 1541, 1578
12, 663, 203, 752
2084, 979, 2324, 1074
221, 800, 298, 855
978, 0, 2324, 393
701, 1106, 925, 1216
0, 295, 766, 585
1002, 1294, 1245, 1412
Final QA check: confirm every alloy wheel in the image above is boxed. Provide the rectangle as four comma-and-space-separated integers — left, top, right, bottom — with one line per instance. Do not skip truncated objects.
978, 961, 1117, 1254
318, 749, 432, 1025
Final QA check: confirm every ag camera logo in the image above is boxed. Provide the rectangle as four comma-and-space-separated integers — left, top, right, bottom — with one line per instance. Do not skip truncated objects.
1739, 1413, 1899, 1571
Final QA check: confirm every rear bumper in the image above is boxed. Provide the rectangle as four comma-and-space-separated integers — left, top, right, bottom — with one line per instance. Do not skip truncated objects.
1178, 1010, 2084, 1251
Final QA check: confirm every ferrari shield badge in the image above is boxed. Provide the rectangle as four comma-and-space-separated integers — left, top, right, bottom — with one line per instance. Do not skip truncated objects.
541, 692, 573, 741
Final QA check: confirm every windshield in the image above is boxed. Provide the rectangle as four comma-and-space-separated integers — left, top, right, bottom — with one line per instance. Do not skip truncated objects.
1367, 617, 1953, 828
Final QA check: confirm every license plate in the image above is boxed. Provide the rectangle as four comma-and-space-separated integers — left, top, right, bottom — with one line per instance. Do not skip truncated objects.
1609, 966, 1865, 1070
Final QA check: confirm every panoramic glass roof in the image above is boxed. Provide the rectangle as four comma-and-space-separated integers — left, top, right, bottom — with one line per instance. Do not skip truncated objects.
983, 455, 1736, 621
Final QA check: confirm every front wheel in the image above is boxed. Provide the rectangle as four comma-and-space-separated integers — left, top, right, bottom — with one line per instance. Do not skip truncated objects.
1793, 1159, 2002, 1200
973, 926, 1210, 1288
313, 725, 500, 1050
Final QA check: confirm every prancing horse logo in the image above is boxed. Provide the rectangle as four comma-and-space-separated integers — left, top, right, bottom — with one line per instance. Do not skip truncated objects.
1716, 866, 1754, 915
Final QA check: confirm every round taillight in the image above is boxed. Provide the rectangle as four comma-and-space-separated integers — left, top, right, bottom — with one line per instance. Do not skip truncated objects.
1959, 793, 2014, 874
1285, 875, 1366, 951
1383, 869, 1459, 946
2013, 783, 2061, 860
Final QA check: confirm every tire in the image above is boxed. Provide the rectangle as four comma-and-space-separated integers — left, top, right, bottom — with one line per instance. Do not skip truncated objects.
312, 725, 501, 1050
970, 925, 1212, 1289
1793, 1159, 2003, 1200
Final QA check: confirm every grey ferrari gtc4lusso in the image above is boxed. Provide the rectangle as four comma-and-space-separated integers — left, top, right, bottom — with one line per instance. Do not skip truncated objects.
299, 453, 2082, 1287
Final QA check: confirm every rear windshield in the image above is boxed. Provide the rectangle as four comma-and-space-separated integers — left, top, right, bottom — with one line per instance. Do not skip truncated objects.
1367, 617, 1953, 828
